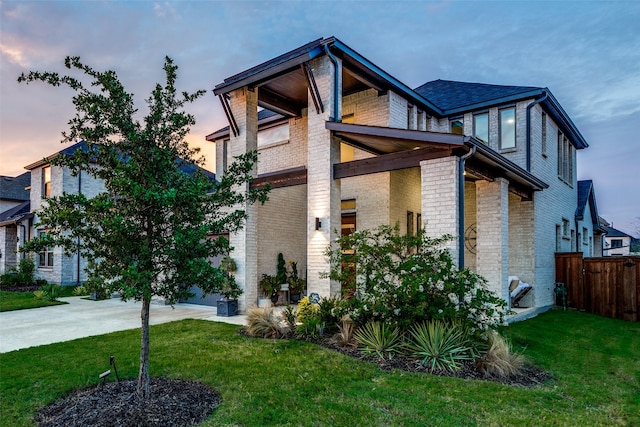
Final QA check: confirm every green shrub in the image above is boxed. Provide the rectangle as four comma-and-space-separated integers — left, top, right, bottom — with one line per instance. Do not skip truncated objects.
475, 332, 525, 378
17, 258, 35, 284
407, 320, 473, 371
245, 307, 283, 338
296, 296, 319, 324
323, 224, 507, 334
33, 290, 45, 299
281, 303, 298, 330
354, 321, 403, 360
73, 286, 88, 296
296, 315, 324, 340
40, 283, 60, 301
317, 295, 341, 333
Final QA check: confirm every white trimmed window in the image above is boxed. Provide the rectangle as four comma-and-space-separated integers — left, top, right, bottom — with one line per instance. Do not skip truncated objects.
38, 230, 54, 268
557, 131, 574, 184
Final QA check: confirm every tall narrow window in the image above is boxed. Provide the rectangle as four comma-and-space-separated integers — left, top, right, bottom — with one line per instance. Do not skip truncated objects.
407, 211, 414, 236
42, 166, 51, 198
541, 112, 547, 157
499, 107, 516, 149
416, 213, 422, 232
38, 230, 54, 268
473, 113, 488, 143
222, 140, 229, 173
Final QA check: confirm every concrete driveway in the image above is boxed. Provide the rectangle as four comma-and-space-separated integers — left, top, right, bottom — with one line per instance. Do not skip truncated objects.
0, 296, 247, 353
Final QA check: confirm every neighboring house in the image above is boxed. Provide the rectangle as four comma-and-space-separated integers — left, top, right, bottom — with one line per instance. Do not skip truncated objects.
11, 141, 216, 286
576, 180, 605, 257
602, 224, 633, 256
23, 141, 106, 285
0, 172, 31, 274
206, 36, 599, 315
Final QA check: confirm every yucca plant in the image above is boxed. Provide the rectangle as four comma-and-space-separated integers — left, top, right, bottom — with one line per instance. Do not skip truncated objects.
408, 320, 473, 371
333, 315, 356, 347
475, 332, 526, 378
354, 321, 403, 359
245, 307, 283, 338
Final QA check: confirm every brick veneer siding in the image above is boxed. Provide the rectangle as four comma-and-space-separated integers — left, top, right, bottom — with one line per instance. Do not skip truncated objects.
420, 157, 460, 264
389, 169, 421, 232
0, 226, 18, 274
463, 181, 477, 271
306, 55, 342, 297
476, 178, 509, 301
257, 185, 307, 288
228, 87, 259, 312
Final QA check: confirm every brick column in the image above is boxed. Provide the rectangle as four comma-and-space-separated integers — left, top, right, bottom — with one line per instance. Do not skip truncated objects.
307, 55, 342, 298
420, 156, 460, 266
475, 177, 509, 302
228, 87, 258, 312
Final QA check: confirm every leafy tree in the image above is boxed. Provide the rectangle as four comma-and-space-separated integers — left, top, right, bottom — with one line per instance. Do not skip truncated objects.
18, 57, 268, 399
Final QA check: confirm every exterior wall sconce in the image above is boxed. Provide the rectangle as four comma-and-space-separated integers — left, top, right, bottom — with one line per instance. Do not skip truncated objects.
315, 217, 322, 231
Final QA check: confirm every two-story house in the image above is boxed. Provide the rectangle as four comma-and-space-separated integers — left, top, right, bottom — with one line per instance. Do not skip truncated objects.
602, 224, 633, 256
206, 37, 598, 315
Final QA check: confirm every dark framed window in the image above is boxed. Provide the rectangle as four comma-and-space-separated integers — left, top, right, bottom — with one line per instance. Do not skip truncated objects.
473, 113, 488, 143
407, 211, 414, 236
499, 107, 516, 149
38, 230, 53, 268
42, 166, 51, 198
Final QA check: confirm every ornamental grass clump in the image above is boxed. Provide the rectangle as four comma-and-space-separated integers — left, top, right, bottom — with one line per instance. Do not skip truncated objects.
475, 332, 526, 378
354, 320, 403, 360
245, 307, 283, 339
407, 320, 473, 371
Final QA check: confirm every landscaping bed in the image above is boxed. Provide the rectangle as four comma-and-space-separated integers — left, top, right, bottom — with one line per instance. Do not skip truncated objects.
35, 378, 220, 427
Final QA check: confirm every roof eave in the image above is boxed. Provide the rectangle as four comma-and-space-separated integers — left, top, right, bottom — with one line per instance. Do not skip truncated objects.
442, 88, 546, 115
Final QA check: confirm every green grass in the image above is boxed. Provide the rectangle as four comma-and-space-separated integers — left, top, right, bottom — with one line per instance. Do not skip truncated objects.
0, 290, 66, 312
1, 310, 638, 426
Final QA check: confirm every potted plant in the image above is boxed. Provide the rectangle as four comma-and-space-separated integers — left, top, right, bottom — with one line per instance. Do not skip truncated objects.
259, 274, 280, 305
287, 260, 306, 303
217, 255, 242, 317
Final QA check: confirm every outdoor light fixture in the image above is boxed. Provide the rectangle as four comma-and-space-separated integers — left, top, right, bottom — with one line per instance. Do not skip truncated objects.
315, 217, 322, 231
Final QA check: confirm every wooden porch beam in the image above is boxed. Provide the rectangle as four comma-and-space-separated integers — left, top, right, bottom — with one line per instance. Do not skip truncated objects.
258, 87, 302, 117
250, 166, 307, 190
334, 146, 453, 179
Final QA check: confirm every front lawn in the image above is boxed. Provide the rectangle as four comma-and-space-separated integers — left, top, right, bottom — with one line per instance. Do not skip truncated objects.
0, 290, 65, 312
1, 310, 638, 426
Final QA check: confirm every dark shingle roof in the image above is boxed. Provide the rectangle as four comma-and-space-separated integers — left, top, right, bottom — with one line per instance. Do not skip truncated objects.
0, 200, 30, 223
414, 80, 541, 112
0, 172, 30, 201
603, 225, 631, 238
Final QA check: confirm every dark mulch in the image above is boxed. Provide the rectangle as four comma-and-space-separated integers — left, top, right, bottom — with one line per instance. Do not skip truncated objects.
1, 285, 40, 292
35, 378, 221, 427
241, 329, 553, 388
316, 337, 553, 387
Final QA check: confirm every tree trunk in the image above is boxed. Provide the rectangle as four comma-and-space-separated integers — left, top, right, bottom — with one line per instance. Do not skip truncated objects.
137, 296, 151, 399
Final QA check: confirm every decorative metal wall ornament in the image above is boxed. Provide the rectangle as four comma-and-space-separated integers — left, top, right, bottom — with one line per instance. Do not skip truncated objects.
464, 223, 477, 254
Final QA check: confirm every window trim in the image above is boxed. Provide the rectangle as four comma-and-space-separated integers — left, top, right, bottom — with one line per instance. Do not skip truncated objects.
41, 165, 51, 199
37, 230, 54, 269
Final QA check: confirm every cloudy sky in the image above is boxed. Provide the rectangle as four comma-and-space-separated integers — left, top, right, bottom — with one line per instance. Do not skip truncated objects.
1, 0, 639, 235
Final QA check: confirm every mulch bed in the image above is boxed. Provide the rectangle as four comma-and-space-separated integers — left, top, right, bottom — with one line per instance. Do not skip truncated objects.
35, 378, 221, 427
1, 285, 41, 292
313, 336, 553, 387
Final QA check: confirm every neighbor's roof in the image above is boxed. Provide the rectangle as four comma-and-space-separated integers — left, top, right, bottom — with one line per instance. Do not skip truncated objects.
576, 180, 602, 231
24, 141, 91, 170
603, 225, 632, 238
0, 172, 30, 201
0, 201, 32, 227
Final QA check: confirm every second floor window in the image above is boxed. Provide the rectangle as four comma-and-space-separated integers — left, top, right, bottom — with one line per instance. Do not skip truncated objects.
42, 166, 51, 198
473, 113, 488, 143
557, 132, 574, 184
257, 123, 289, 148
450, 119, 463, 135
499, 107, 516, 150
610, 239, 623, 249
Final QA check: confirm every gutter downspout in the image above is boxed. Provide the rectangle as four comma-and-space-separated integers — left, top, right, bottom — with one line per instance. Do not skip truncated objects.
458, 143, 476, 268
323, 44, 340, 122
526, 91, 548, 172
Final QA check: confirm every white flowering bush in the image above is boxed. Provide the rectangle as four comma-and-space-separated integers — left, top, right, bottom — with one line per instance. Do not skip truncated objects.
323, 224, 507, 334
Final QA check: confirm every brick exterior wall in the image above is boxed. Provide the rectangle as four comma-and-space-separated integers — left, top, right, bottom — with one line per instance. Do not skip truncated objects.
463, 181, 477, 271
420, 157, 460, 263
0, 225, 18, 274
306, 55, 342, 297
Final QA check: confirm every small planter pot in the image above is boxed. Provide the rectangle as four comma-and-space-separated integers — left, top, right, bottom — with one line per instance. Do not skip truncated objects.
217, 299, 238, 317
258, 298, 272, 308
290, 293, 302, 303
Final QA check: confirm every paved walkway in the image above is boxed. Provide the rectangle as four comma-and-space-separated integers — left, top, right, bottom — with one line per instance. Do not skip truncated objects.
0, 296, 247, 353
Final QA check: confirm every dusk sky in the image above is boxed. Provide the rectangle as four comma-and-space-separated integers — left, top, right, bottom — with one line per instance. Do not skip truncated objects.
1, 1, 639, 235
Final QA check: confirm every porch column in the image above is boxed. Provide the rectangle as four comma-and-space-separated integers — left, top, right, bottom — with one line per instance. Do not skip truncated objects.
228, 87, 258, 312
307, 55, 342, 298
476, 177, 509, 302
420, 156, 460, 266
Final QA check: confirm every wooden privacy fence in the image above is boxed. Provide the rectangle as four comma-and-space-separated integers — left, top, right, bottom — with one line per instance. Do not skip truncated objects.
555, 253, 639, 321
